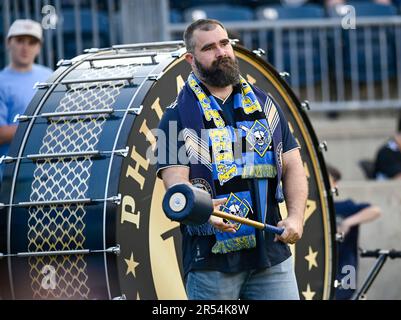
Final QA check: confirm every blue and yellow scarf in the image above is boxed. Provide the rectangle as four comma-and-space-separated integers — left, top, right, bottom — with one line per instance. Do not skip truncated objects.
176, 72, 284, 254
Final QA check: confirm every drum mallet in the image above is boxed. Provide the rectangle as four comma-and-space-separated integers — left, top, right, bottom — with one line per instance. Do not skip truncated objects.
162, 183, 284, 235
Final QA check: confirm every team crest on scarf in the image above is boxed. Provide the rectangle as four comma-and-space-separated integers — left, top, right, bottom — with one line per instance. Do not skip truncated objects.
221, 193, 251, 230
243, 120, 272, 157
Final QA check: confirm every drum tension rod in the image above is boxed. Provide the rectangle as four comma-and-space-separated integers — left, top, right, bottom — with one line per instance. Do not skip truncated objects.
252, 48, 266, 57
0, 147, 129, 164
56, 59, 73, 67
35, 73, 162, 90
0, 245, 120, 259
112, 40, 185, 51
230, 39, 240, 46
85, 52, 158, 66
279, 71, 290, 78
35, 76, 135, 90
15, 106, 144, 122
0, 194, 122, 209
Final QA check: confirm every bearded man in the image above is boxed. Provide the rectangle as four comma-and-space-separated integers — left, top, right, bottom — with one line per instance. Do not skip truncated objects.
156, 19, 308, 300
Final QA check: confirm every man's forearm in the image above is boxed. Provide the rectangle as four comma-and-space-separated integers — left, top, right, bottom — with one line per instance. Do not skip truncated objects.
160, 166, 190, 190
282, 152, 308, 222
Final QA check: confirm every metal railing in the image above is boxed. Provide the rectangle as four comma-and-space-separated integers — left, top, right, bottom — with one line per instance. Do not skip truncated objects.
167, 17, 401, 112
1, 0, 400, 112
1, 0, 121, 68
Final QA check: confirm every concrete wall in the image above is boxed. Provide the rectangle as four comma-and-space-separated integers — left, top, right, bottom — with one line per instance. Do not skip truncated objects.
337, 180, 401, 300
309, 112, 400, 181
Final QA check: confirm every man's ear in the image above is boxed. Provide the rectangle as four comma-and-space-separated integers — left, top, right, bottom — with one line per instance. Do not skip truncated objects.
184, 52, 194, 65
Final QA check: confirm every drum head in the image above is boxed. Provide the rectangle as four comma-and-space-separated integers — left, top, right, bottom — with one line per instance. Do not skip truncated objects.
0, 43, 336, 300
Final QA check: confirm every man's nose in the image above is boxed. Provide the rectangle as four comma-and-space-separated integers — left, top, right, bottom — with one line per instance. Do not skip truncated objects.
215, 46, 226, 58
21, 41, 30, 49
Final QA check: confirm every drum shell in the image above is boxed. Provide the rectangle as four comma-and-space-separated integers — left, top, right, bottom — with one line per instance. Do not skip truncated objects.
0, 43, 336, 300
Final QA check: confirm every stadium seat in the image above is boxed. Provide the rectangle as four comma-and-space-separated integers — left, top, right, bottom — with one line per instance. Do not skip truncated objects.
183, 4, 254, 22
327, 2, 398, 83
170, 8, 183, 23
59, 8, 110, 58
256, 4, 325, 87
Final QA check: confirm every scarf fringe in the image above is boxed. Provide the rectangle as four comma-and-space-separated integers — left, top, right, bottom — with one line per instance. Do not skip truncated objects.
211, 234, 257, 254
242, 164, 277, 179
186, 222, 218, 236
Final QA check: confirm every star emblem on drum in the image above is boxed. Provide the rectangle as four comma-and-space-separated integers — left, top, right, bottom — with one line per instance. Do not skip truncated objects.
304, 246, 318, 271
243, 120, 271, 157
125, 252, 139, 277
302, 284, 316, 300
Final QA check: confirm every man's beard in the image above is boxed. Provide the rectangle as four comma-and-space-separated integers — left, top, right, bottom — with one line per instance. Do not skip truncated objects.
194, 56, 240, 88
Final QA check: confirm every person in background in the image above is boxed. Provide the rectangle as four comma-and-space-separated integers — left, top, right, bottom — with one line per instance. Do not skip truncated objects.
0, 19, 53, 181
327, 165, 381, 300
374, 120, 401, 180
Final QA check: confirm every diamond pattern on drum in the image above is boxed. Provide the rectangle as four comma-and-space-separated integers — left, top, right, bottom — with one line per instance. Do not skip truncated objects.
27, 64, 137, 299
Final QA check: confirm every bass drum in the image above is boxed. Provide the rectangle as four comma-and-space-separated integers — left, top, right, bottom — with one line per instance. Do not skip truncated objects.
0, 41, 336, 300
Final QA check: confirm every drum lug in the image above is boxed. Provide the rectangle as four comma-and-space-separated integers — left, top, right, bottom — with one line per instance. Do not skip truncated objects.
0, 155, 13, 165
112, 294, 126, 300
109, 244, 121, 255
279, 72, 290, 79
147, 73, 163, 81
335, 232, 345, 242
334, 279, 343, 289
229, 39, 240, 46
301, 100, 310, 111
252, 48, 266, 57
14, 114, 28, 123
56, 59, 73, 67
110, 194, 122, 205
128, 105, 144, 115
84, 48, 100, 53
34, 82, 51, 89
318, 141, 328, 152
171, 48, 186, 58
117, 147, 130, 158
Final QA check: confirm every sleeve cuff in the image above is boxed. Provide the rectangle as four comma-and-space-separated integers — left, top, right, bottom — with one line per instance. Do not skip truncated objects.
156, 164, 190, 179
283, 146, 301, 154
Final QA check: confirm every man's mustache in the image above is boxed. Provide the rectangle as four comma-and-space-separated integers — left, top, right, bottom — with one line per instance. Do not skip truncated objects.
212, 56, 233, 67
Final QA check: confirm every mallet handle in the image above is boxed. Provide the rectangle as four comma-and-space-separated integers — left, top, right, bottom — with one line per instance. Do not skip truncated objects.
213, 210, 284, 235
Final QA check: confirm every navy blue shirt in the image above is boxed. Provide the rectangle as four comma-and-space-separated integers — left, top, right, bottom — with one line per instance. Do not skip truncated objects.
374, 139, 401, 179
334, 199, 370, 300
157, 91, 299, 276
